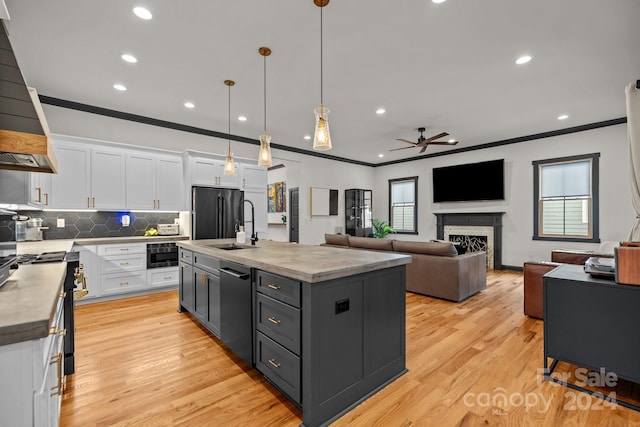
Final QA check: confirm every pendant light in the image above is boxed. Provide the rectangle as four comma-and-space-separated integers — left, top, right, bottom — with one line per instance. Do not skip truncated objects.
258, 47, 273, 167
223, 79, 236, 176
313, 0, 332, 151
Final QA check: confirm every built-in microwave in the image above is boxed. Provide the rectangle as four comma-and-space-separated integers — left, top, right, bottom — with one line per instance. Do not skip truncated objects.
147, 242, 178, 269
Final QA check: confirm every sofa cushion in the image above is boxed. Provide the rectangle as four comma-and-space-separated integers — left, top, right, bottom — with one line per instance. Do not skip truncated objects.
324, 233, 350, 246
349, 236, 394, 251
393, 240, 458, 257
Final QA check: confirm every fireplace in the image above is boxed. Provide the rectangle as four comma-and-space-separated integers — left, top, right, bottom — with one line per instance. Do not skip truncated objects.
434, 212, 505, 269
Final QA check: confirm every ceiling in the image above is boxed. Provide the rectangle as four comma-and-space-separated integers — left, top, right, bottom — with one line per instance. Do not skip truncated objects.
3, 0, 639, 165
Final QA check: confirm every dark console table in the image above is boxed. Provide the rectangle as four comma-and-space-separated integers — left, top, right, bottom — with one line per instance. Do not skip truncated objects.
543, 264, 640, 411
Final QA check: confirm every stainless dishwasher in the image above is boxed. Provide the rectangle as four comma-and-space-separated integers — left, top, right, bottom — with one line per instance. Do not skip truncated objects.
219, 260, 253, 366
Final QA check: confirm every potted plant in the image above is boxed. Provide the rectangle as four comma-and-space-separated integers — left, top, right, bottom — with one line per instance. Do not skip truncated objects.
372, 219, 395, 239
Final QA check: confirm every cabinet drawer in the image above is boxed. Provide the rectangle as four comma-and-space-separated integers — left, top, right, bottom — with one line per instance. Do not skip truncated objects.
98, 243, 145, 256
256, 293, 301, 355
179, 248, 193, 264
194, 252, 220, 272
101, 271, 146, 295
256, 270, 301, 308
100, 253, 146, 274
147, 267, 179, 287
255, 331, 301, 404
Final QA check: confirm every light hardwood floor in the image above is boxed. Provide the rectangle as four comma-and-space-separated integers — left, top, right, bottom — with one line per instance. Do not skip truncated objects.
61, 270, 640, 426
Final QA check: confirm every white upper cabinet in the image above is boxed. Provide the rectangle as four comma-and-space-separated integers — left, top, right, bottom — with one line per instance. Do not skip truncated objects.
91, 148, 126, 210
190, 156, 240, 188
241, 164, 267, 191
156, 156, 184, 211
29, 172, 51, 208
50, 143, 125, 209
50, 143, 91, 209
126, 153, 183, 211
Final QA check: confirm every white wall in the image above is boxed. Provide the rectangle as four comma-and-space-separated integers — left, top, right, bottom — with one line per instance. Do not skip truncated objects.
373, 124, 632, 267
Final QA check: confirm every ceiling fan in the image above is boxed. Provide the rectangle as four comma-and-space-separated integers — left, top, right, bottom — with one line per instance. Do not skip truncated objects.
390, 127, 458, 154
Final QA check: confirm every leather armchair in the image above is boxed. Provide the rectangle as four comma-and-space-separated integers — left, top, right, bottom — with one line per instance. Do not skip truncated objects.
523, 250, 613, 319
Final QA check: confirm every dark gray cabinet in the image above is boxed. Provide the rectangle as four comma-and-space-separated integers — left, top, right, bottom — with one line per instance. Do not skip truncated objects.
193, 253, 221, 337
254, 266, 407, 427
178, 249, 194, 312
345, 189, 372, 237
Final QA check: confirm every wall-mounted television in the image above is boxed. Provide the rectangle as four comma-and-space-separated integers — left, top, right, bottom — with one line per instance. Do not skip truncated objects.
432, 159, 504, 202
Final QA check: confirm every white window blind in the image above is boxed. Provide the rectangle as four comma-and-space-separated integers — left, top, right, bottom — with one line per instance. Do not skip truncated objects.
390, 179, 416, 232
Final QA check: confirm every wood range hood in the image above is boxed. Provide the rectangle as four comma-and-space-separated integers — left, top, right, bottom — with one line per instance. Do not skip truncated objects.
0, 19, 57, 173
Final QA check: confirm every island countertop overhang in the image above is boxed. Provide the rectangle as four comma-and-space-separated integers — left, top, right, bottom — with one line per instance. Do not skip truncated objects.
176, 239, 412, 283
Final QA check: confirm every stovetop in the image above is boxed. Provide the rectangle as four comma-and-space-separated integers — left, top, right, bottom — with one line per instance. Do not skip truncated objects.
17, 251, 67, 265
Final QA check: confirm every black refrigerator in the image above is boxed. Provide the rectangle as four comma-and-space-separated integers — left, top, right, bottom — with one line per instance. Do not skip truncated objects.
192, 186, 244, 239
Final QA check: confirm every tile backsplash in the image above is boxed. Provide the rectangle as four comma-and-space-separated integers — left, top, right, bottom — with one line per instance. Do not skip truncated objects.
0, 211, 180, 240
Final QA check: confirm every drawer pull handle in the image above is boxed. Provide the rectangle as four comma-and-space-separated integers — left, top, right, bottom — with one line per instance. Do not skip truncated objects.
50, 353, 63, 396
60, 292, 67, 299
267, 284, 281, 291
268, 358, 281, 368
164, 276, 172, 280
49, 326, 58, 336
120, 262, 129, 266
120, 248, 129, 251
120, 281, 129, 286
267, 317, 281, 325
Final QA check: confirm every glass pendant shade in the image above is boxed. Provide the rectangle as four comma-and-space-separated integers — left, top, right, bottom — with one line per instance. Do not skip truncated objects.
313, 104, 332, 151
224, 148, 236, 175
258, 133, 273, 167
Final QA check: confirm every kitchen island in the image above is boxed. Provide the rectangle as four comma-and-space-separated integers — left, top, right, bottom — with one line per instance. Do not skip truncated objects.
177, 239, 411, 427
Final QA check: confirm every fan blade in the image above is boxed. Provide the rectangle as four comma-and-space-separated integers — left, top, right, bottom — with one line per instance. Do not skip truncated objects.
424, 132, 449, 143
419, 146, 428, 154
429, 140, 458, 146
396, 138, 418, 146
389, 146, 415, 151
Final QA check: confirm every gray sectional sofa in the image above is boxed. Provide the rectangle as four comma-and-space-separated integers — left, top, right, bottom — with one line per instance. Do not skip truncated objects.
322, 234, 487, 302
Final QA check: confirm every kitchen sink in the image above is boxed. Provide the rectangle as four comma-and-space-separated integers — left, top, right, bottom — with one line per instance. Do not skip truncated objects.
205, 243, 256, 250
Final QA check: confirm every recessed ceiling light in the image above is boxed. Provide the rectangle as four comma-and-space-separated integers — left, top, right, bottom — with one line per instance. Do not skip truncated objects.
516, 55, 532, 65
378, 154, 384, 158
238, 116, 247, 122
304, 135, 311, 140
432, 0, 447, 3
376, 108, 386, 115
557, 114, 569, 120
113, 84, 127, 91
121, 54, 138, 63
184, 102, 195, 109
133, 7, 152, 20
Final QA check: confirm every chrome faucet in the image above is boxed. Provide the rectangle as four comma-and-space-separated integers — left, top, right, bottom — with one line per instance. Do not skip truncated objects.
243, 199, 258, 245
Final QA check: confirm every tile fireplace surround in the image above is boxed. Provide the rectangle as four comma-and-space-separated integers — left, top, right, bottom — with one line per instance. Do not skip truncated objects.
434, 212, 505, 270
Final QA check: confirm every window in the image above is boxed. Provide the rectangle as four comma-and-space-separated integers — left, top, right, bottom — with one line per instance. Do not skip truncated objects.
533, 153, 600, 242
389, 177, 418, 234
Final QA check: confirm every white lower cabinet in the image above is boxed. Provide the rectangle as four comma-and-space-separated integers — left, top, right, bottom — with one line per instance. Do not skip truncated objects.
82, 242, 179, 300
0, 293, 65, 426
101, 271, 147, 295
147, 266, 179, 288
98, 243, 146, 297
